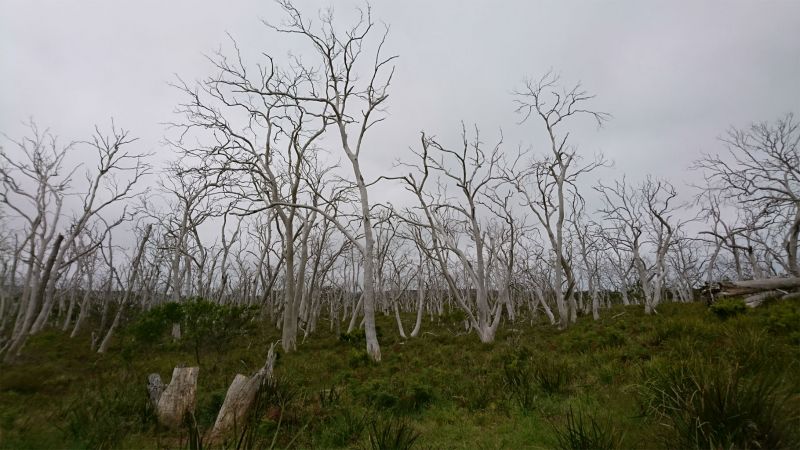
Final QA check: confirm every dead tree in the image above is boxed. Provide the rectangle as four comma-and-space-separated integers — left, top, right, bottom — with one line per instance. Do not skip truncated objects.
172, 1, 394, 361
148, 366, 200, 429
695, 114, 800, 277
596, 176, 684, 314
395, 126, 508, 343
206, 344, 277, 443
97, 223, 153, 353
507, 71, 609, 327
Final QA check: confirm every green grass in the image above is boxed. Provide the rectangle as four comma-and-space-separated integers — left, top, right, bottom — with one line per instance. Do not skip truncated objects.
1, 300, 799, 449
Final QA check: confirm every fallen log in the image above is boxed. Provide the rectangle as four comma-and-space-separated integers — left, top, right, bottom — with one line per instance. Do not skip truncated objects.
743, 290, 783, 308
719, 277, 800, 296
147, 366, 199, 428
205, 344, 277, 444
781, 291, 800, 301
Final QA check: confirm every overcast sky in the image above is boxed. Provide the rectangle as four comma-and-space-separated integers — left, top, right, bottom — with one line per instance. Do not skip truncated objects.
2, 1, 799, 207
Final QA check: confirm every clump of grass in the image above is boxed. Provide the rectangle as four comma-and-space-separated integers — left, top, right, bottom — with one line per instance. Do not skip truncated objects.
318, 384, 342, 409
318, 407, 367, 447
553, 406, 624, 450
502, 348, 574, 413
397, 384, 434, 413
638, 358, 799, 449
60, 375, 151, 450
503, 359, 537, 413
534, 358, 573, 395
367, 417, 420, 450
454, 368, 497, 411
763, 298, 800, 343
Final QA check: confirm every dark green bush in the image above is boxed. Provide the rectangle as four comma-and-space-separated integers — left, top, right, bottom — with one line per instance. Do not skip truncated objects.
764, 298, 800, 343
710, 298, 747, 319
348, 348, 371, 368
339, 326, 383, 348
358, 379, 434, 414
126, 298, 258, 363
180, 298, 259, 362
339, 328, 366, 346
397, 384, 434, 413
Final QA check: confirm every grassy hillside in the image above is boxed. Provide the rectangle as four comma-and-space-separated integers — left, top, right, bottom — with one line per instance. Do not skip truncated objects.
1, 300, 799, 449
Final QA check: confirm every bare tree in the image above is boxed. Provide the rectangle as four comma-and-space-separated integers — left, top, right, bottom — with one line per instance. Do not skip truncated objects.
695, 114, 800, 277
170, 1, 395, 361
396, 126, 508, 342
596, 176, 684, 314
507, 72, 608, 327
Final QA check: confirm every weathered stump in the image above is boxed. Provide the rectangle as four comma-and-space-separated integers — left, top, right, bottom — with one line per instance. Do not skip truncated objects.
147, 366, 199, 428
205, 344, 276, 443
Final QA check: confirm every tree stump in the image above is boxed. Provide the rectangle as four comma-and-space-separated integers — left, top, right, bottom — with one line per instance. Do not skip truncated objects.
205, 344, 276, 443
147, 373, 165, 406
147, 366, 199, 428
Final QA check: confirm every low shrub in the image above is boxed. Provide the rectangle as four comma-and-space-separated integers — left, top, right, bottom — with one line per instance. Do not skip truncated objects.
454, 369, 496, 411
397, 384, 434, 413
126, 298, 258, 363
358, 380, 434, 414
339, 328, 366, 346
764, 298, 800, 343
348, 348, 371, 368
710, 298, 747, 319
339, 326, 383, 348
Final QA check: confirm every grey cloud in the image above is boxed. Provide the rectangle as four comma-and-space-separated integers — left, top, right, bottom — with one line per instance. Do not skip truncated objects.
2, 0, 799, 195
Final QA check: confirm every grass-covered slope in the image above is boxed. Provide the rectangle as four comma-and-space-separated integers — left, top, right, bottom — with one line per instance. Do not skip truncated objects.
1, 300, 799, 449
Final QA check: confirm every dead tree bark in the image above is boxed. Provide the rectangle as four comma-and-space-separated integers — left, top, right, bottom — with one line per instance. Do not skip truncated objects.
206, 344, 277, 443
3, 234, 63, 361
147, 366, 200, 429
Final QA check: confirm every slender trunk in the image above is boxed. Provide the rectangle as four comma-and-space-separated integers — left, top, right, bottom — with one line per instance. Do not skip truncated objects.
347, 293, 363, 334
70, 271, 93, 338
98, 225, 152, 353
393, 301, 407, 339
61, 283, 78, 331
533, 286, 556, 325
4, 234, 64, 361
786, 208, 800, 277
409, 272, 425, 338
